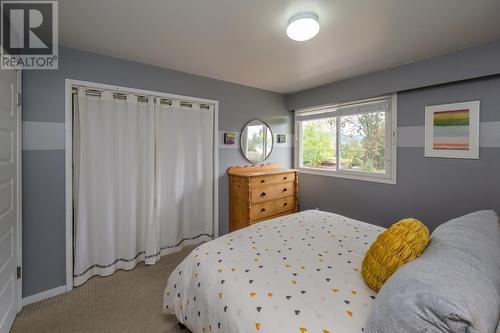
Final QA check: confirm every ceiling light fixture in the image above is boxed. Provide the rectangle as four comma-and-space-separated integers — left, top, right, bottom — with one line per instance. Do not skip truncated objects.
286, 11, 320, 42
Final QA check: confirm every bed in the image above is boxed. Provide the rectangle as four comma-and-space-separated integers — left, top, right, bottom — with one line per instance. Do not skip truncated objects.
163, 210, 385, 333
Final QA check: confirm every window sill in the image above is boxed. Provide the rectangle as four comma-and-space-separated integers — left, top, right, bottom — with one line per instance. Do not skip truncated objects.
297, 167, 396, 185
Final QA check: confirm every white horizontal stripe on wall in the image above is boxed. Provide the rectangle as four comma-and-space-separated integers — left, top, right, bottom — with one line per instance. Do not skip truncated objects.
218, 131, 294, 149
23, 121, 65, 150
397, 126, 425, 147
397, 121, 500, 148
22, 121, 500, 151
480, 121, 500, 148
218, 131, 240, 149
22, 122, 295, 151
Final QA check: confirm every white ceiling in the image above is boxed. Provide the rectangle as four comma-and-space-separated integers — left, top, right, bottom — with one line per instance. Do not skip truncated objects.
60, 0, 500, 94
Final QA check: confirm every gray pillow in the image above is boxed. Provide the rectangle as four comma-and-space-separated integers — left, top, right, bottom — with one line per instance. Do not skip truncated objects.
366, 210, 500, 333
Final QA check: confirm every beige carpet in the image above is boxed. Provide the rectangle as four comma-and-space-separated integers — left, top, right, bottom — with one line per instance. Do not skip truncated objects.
12, 245, 197, 333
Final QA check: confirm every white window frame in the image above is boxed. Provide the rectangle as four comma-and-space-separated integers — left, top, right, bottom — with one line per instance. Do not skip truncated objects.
294, 94, 397, 184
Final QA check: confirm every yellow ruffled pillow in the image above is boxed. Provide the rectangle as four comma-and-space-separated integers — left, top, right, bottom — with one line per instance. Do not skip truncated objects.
362, 218, 430, 291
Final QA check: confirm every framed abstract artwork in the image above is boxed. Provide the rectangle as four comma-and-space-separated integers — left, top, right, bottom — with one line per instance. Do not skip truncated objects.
224, 132, 236, 145
277, 134, 286, 144
424, 101, 480, 159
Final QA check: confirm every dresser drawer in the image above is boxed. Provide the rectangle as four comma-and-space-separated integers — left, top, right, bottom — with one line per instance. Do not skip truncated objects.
249, 172, 296, 187
250, 182, 295, 204
250, 196, 295, 221
250, 209, 295, 225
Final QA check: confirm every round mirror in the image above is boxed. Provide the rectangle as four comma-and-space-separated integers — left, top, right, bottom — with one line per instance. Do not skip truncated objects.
240, 120, 273, 163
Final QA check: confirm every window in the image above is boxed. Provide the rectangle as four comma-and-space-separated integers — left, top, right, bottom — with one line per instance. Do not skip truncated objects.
295, 95, 397, 184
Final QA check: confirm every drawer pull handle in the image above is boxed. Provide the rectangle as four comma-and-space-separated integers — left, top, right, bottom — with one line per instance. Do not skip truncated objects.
283, 202, 288, 207
283, 188, 287, 192
260, 192, 266, 197
261, 179, 265, 183
283, 176, 287, 180
261, 208, 266, 212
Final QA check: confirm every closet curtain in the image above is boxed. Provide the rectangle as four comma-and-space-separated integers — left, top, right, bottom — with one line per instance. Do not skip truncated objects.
151, 103, 213, 262
73, 88, 214, 286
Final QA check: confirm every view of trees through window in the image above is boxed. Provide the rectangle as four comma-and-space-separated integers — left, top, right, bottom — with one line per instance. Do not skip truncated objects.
245, 124, 273, 162
301, 111, 386, 173
247, 125, 264, 154
301, 118, 336, 168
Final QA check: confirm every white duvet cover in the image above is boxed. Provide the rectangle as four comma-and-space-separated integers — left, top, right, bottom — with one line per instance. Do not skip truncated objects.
163, 210, 385, 333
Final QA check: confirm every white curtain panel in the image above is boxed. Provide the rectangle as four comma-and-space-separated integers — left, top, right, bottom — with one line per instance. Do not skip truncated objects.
73, 89, 214, 286
73, 88, 156, 286
152, 103, 214, 263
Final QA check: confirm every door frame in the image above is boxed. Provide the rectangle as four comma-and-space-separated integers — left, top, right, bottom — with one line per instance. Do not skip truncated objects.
16, 70, 22, 312
64, 79, 219, 292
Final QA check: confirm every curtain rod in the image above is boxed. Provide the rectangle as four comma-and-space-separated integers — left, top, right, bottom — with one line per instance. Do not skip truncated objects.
71, 86, 212, 109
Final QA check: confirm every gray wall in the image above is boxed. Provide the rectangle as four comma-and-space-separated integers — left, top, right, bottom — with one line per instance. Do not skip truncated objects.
23, 40, 500, 299
22, 47, 292, 297
292, 75, 500, 231
286, 39, 500, 110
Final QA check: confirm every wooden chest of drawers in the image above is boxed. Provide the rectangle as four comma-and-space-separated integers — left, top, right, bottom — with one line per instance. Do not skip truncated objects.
228, 163, 298, 231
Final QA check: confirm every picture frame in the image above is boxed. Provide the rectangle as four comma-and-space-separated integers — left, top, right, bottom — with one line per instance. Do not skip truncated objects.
277, 134, 286, 144
224, 132, 236, 145
424, 101, 480, 159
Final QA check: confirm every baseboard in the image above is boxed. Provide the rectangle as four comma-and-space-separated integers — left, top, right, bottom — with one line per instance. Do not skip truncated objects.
22, 285, 67, 306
